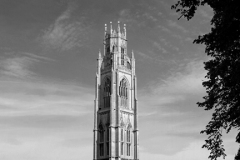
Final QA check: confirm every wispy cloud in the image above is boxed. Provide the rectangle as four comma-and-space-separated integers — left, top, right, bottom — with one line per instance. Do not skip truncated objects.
153, 41, 168, 54
152, 59, 206, 96
138, 59, 207, 121
137, 59, 212, 156
0, 80, 92, 117
136, 51, 158, 61
135, 50, 169, 64
0, 52, 53, 79
198, 5, 213, 20
159, 38, 180, 51
158, 24, 172, 33
0, 71, 94, 159
0, 56, 35, 78
118, 9, 141, 28
142, 12, 158, 22
41, 2, 89, 51
167, 20, 189, 33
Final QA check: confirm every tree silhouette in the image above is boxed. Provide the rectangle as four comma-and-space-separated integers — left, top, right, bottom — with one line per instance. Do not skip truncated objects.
172, 0, 240, 160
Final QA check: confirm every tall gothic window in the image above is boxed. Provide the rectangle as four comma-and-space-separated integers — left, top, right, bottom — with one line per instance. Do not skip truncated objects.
104, 78, 111, 108
126, 130, 131, 156
121, 47, 124, 53
100, 144, 104, 156
120, 128, 124, 155
99, 125, 104, 142
106, 126, 110, 155
121, 47, 124, 65
119, 79, 128, 107
99, 124, 104, 156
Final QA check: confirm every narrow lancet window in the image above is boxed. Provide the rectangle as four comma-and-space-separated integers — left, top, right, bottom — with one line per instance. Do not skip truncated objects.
126, 129, 131, 156
104, 78, 111, 108
99, 124, 104, 156
120, 128, 124, 155
119, 79, 128, 107
121, 47, 125, 65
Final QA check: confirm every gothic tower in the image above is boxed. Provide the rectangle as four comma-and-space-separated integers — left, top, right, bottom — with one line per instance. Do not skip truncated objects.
93, 21, 139, 160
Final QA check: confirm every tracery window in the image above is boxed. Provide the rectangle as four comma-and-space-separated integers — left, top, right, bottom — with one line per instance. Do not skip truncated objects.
120, 128, 124, 155
119, 79, 128, 107
126, 129, 131, 156
99, 125, 104, 142
107, 46, 110, 53
121, 47, 124, 65
121, 53, 124, 65
121, 47, 124, 53
106, 126, 110, 155
104, 78, 111, 108
99, 124, 104, 156
100, 143, 104, 156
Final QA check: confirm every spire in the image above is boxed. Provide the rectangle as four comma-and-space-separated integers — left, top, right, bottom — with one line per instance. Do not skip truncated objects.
110, 21, 113, 35
124, 24, 126, 38
132, 50, 135, 59
104, 24, 107, 36
98, 50, 102, 59
118, 21, 120, 33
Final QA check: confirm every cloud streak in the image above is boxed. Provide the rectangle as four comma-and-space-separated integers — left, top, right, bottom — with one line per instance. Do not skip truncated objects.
0, 52, 52, 79
41, 2, 89, 51
167, 20, 189, 33
0, 80, 93, 116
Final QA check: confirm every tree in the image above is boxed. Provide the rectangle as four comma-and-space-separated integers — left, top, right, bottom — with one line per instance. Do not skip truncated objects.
171, 0, 240, 160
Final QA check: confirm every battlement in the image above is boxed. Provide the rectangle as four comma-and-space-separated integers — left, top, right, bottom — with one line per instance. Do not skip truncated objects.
104, 21, 126, 40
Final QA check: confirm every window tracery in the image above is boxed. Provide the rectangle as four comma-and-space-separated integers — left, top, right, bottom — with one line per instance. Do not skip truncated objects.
99, 124, 104, 156
126, 124, 132, 156
121, 128, 124, 155
106, 125, 109, 155
104, 78, 111, 108
121, 47, 124, 65
119, 78, 128, 107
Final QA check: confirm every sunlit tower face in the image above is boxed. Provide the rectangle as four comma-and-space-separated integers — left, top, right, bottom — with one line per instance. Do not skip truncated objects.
93, 22, 139, 160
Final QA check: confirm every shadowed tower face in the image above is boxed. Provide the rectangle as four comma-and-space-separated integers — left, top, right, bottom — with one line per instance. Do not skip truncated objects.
93, 22, 139, 160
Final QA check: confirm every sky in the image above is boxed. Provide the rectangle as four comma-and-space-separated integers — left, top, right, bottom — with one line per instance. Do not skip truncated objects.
0, 0, 239, 160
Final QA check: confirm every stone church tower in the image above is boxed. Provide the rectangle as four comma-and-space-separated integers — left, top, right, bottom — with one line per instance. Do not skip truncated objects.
93, 22, 139, 160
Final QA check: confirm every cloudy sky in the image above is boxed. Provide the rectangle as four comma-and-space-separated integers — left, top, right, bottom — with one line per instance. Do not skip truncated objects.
0, 0, 239, 160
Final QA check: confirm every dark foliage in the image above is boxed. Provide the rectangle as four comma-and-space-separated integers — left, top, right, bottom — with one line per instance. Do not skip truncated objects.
172, 0, 240, 159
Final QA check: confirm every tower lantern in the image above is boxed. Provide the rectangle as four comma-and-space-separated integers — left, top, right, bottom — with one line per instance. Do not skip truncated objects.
93, 22, 139, 160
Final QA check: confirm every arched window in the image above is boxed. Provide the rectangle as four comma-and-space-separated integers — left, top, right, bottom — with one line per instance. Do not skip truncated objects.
126, 124, 132, 156
99, 125, 104, 142
121, 47, 125, 65
120, 128, 124, 155
121, 53, 124, 65
126, 129, 131, 156
121, 47, 124, 53
104, 78, 111, 108
119, 79, 128, 107
106, 125, 110, 155
99, 124, 104, 156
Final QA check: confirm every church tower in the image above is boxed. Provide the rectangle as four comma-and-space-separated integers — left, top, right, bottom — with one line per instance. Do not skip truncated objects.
93, 21, 139, 160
